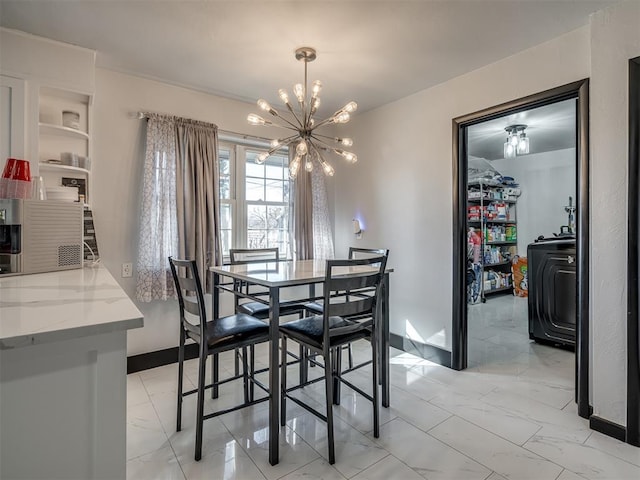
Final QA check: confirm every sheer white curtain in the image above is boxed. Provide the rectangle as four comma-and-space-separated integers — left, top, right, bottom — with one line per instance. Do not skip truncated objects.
136, 114, 178, 302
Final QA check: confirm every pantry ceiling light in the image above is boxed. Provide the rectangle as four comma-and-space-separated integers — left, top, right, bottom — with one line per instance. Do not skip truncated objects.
503, 124, 530, 159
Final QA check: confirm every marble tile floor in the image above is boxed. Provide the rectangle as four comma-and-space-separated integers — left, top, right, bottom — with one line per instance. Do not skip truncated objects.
127, 337, 640, 480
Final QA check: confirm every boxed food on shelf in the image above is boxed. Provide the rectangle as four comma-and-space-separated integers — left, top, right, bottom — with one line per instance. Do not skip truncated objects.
468, 205, 482, 221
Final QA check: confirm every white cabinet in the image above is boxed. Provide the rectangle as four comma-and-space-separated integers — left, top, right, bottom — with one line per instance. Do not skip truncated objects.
36, 86, 92, 205
0, 75, 26, 169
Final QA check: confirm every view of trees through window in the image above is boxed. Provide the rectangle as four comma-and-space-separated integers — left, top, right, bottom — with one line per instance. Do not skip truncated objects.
218, 143, 291, 259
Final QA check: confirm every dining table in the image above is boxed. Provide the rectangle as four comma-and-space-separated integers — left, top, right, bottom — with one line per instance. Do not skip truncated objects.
210, 258, 391, 466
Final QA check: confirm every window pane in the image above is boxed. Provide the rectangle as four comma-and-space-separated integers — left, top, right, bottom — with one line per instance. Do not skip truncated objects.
265, 179, 283, 202
219, 148, 231, 199
265, 163, 284, 180
247, 204, 267, 229
221, 229, 232, 255
247, 230, 267, 249
267, 205, 288, 229
220, 204, 232, 230
246, 177, 264, 201
246, 159, 264, 178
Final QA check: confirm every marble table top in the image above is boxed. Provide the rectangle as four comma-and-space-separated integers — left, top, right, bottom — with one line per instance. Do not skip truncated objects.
0, 266, 143, 349
211, 259, 391, 288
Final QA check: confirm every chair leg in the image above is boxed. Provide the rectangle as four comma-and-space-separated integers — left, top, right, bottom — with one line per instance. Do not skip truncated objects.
299, 344, 307, 385
234, 347, 240, 376
176, 329, 185, 432
212, 353, 219, 399
242, 346, 250, 404
347, 343, 354, 370
324, 347, 336, 464
333, 347, 341, 405
249, 344, 255, 401
280, 336, 288, 427
371, 328, 380, 438
195, 346, 207, 461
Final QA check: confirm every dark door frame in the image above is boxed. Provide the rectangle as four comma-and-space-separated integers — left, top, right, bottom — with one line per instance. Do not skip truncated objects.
451, 79, 591, 419
627, 56, 640, 446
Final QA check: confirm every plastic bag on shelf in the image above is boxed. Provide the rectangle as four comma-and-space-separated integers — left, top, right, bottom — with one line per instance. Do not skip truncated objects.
468, 157, 503, 186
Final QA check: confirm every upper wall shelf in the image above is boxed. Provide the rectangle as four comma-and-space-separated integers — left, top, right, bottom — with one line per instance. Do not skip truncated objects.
39, 122, 90, 140
39, 162, 90, 175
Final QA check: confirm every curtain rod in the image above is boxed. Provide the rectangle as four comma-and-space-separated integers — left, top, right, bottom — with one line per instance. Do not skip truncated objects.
129, 110, 274, 144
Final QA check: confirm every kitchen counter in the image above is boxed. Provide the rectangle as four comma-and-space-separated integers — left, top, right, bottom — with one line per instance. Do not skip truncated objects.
0, 266, 143, 479
0, 265, 143, 349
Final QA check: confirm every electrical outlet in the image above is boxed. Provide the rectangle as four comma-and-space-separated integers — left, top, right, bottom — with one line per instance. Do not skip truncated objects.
122, 262, 132, 278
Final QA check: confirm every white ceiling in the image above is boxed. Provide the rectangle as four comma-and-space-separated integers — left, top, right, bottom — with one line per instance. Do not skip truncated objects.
467, 98, 577, 160
0, 0, 616, 119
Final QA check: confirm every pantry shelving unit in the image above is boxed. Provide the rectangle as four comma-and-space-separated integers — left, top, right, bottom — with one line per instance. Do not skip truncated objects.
467, 181, 518, 303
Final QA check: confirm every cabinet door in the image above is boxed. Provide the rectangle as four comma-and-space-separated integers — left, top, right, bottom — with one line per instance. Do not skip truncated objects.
0, 75, 26, 169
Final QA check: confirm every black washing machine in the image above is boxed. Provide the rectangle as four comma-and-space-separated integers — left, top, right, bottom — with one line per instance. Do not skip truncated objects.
527, 237, 576, 348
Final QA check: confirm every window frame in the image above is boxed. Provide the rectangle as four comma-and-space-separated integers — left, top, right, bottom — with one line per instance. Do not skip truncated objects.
218, 139, 291, 262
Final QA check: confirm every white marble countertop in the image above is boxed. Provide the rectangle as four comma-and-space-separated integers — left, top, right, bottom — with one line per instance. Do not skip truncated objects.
0, 266, 143, 349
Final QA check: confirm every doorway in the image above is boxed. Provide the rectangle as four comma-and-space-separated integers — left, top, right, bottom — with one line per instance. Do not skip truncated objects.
451, 80, 590, 419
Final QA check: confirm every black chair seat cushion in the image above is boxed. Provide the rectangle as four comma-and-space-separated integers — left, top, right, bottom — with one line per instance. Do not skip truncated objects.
280, 315, 369, 350
238, 301, 305, 319
188, 313, 269, 351
304, 302, 324, 314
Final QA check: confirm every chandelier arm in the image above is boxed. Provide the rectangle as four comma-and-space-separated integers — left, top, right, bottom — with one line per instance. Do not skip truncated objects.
313, 116, 336, 129
275, 134, 299, 147
307, 140, 324, 159
277, 114, 304, 130
310, 135, 338, 150
271, 137, 298, 153
312, 133, 338, 142
284, 103, 305, 128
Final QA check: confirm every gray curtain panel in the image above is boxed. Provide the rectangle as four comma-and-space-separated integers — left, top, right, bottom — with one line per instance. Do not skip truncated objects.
175, 119, 222, 290
293, 167, 314, 260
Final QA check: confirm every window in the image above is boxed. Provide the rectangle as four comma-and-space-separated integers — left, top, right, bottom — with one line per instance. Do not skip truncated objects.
219, 140, 291, 259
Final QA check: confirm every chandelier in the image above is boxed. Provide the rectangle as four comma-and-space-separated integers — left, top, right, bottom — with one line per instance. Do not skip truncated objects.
247, 47, 357, 179
503, 124, 530, 159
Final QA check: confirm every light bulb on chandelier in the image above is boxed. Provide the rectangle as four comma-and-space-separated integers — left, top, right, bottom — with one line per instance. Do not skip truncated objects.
247, 47, 357, 179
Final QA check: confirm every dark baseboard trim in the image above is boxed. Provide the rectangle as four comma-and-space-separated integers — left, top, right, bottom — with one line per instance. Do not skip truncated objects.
127, 344, 199, 374
390, 333, 452, 368
590, 415, 627, 443
130, 335, 452, 373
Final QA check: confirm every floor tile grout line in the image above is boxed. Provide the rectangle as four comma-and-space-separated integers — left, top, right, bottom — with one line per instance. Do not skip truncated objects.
422, 420, 509, 478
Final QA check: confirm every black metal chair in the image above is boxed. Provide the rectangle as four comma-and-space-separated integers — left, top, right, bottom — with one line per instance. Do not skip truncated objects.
305, 247, 389, 370
229, 248, 306, 319
228, 248, 308, 389
279, 255, 388, 464
169, 257, 270, 461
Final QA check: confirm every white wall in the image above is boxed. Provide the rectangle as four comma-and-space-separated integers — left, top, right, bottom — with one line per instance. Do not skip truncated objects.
590, 0, 640, 427
333, 27, 590, 350
93, 68, 289, 355
491, 148, 576, 254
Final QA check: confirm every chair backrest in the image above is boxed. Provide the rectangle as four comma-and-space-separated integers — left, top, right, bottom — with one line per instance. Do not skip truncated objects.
348, 247, 389, 260
322, 255, 388, 342
168, 257, 207, 339
229, 248, 279, 265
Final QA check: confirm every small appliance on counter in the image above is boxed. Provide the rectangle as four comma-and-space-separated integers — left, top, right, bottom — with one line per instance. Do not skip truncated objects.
527, 236, 576, 348
0, 199, 83, 276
